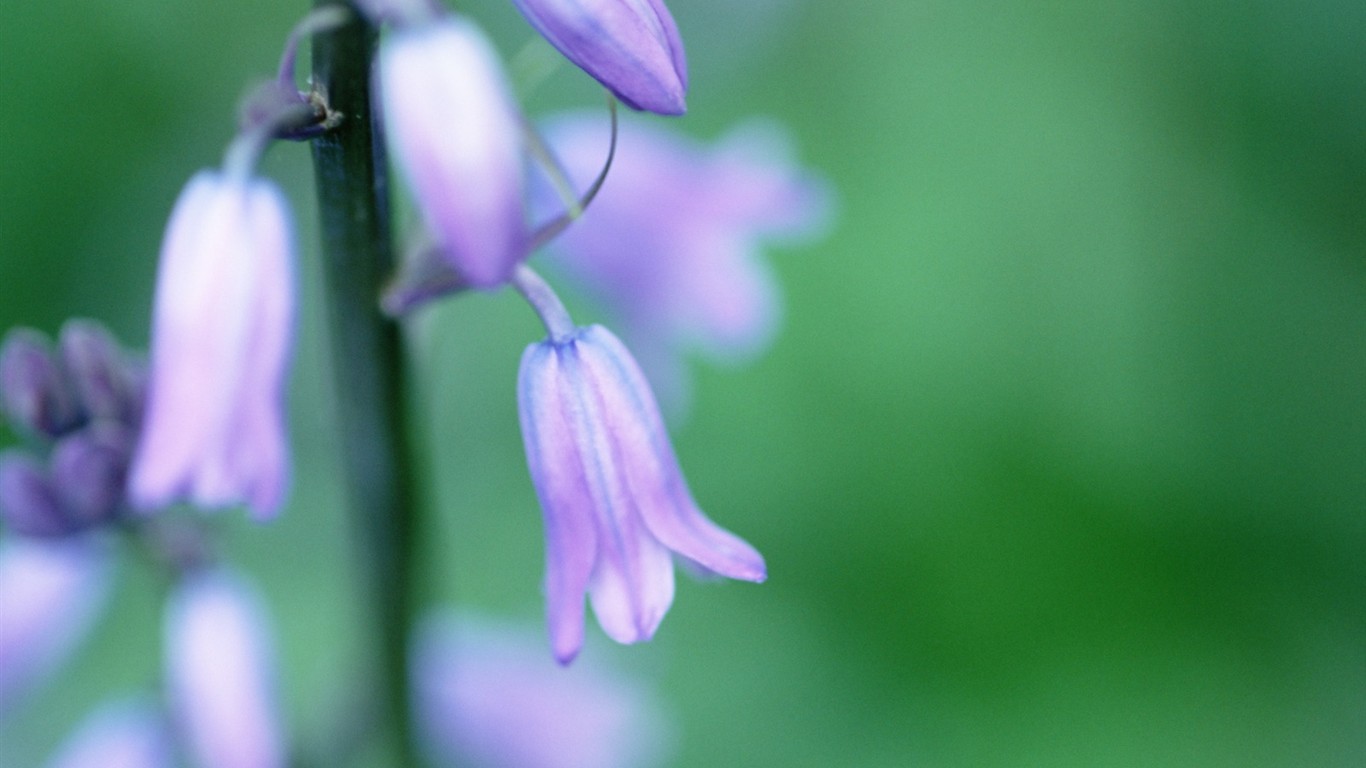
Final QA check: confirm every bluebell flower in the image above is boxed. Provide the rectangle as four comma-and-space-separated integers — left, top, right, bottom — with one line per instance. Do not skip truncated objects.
164, 568, 285, 768
129, 171, 294, 520
518, 324, 765, 663
512, 0, 688, 115
537, 114, 831, 408
380, 16, 526, 289
414, 614, 672, 768
46, 699, 173, 768
0, 538, 110, 713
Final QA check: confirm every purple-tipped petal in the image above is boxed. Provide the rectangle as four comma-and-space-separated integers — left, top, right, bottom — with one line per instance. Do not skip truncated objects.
130, 171, 294, 519
47, 699, 173, 768
576, 327, 766, 582
512, 0, 688, 115
0, 538, 110, 712
381, 18, 526, 289
164, 569, 285, 768
518, 325, 763, 659
520, 343, 599, 663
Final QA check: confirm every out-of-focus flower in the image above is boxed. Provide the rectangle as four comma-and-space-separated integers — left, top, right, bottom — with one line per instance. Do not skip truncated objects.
380, 16, 526, 289
129, 170, 294, 520
0, 538, 110, 712
0, 329, 79, 439
58, 320, 143, 427
537, 114, 831, 407
414, 613, 672, 768
518, 324, 765, 663
164, 568, 285, 768
46, 699, 173, 768
511, 0, 688, 115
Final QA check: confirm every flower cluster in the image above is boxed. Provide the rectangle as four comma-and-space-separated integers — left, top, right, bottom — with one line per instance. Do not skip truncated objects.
1, 0, 830, 763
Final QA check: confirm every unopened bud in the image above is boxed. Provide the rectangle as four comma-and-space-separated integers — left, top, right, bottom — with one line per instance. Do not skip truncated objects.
58, 319, 137, 426
0, 329, 79, 438
51, 423, 133, 528
0, 450, 73, 537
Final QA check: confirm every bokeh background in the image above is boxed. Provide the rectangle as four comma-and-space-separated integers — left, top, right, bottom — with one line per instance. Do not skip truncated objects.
2, 0, 1364, 765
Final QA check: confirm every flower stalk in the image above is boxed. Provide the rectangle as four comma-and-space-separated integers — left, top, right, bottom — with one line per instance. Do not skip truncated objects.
308, 4, 422, 766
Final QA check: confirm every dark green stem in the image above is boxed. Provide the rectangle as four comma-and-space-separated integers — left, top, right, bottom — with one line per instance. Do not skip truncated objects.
308, 5, 422, 766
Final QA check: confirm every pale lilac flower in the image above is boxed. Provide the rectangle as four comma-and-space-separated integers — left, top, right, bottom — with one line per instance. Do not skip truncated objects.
380, 17, 526, 289
538, 115, 831, 406
511, 0, 688, 115
164, 568, 285, 768
518, 324, 765, 663
0, 538, 110, 712
47, 699, 173, 768
414, 614, 671, 768
129, 171, 294, 520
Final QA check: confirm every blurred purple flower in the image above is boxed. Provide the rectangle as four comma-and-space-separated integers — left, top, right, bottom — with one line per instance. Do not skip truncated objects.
511, 0, 688, 115
380, 16, 526, 289
0, 538, 110, 713
0, 329, 79, 439
164, 568, 285, 768
47, 699, 173, 768
129, 171, 294, 520
538, 114, 831, 407
518, 324, 765, 663
414, 614, 671, 768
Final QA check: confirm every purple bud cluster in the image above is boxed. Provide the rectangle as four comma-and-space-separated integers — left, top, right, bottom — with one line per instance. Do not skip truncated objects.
0, 321, 144, 538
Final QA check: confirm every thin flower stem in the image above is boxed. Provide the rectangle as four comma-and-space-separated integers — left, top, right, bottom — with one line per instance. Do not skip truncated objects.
513, 264, 578, 342
308, 4, 423, 767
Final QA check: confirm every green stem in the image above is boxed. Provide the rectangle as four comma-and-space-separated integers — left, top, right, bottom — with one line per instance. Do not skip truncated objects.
308, 5, 422, 766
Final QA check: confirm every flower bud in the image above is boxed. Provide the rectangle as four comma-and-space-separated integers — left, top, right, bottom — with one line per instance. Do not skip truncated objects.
380, 17, 526, 289
164, 569, 286, 768
0, 538, 110, 711
58, 319, 138, 426
47, 699, 173, 768
0, 450, 72, 538
0, 328, 79, 439
51, 423, 133, 528
512, 0, 688, 115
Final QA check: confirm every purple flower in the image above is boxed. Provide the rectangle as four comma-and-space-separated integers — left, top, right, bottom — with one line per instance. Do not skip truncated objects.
47, 699, 173, 768
414, 614, 671, 768
518, 324, 765, 663
0, 538, 110, 713
129, 171, 294, 520
538, 115, 831, 407
380, 17, 526, 289
164, 568, 285, 768
511, 0, 688, 115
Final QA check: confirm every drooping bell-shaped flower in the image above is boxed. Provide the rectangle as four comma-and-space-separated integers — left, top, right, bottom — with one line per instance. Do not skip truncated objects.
0, 538, 110, 712
537, 114, 831, 408
518, 323, 765, 663
414, 614, 672, 768
164, 569, 286, 768
511, 0, 688, 115
380, 16, 526, 289
129, 170, 294, 520
47, 699, 173, 768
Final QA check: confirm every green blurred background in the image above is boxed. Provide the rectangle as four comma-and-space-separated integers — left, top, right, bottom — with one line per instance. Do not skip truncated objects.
2, 0, 1364, 765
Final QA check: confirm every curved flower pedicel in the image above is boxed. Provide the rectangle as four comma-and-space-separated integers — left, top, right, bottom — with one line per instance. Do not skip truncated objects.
129, 171, 294, 520
164, 569, 286, 768
380, 16, 526, 288
539, 114, 831, 406
519, 321, 766, 663
512, 0, 688, 115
